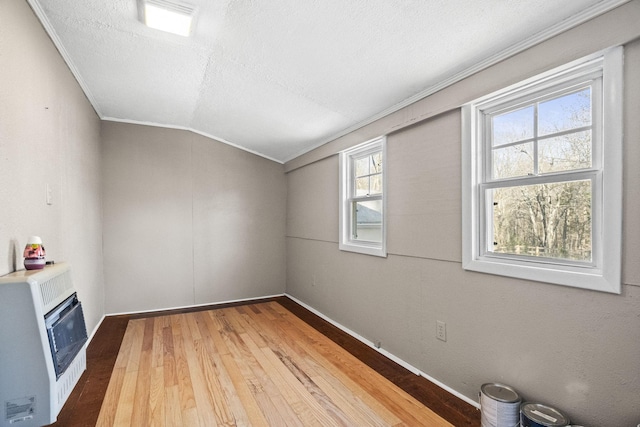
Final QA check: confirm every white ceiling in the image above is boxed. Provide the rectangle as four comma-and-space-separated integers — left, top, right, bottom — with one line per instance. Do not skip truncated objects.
30, 0, 626, 163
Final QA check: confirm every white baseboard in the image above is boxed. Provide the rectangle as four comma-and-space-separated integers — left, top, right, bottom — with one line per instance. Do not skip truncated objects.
85, 294, 286, 354
284, 293, 480, 409
98, 292, 480, 409
105, 293, 286, 317
87, 314, 105, 344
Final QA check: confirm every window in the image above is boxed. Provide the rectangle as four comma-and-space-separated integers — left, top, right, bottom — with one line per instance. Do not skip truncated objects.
462, 47, 622, 293
339, 136, 387, 257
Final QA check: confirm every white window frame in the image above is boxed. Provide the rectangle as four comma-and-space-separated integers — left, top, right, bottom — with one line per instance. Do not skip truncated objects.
339, 136, 387, 257
462, 47, 623, 294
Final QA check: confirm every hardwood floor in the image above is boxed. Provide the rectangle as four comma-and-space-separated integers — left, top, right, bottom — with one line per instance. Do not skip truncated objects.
277, 299, 480, 426
50, 297, 480, 426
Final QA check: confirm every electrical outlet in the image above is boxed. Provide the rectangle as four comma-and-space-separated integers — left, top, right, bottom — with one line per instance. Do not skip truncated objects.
436, 320, 447, 342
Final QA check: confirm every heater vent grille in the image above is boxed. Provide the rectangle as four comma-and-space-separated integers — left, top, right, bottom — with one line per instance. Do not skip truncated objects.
39, 271, 74, 313
0, 262, 86, 425
55, 349, 86, 412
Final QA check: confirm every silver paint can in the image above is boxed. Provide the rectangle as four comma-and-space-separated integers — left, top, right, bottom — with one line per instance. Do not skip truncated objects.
480, 383, 521, 427
520, 402, 570, 427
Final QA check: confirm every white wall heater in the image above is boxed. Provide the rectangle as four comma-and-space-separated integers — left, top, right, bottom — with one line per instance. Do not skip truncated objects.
0, 263, 88, 426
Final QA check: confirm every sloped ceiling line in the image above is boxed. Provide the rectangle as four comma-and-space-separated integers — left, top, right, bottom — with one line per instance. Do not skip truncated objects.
280, 0, 631, 163
27, 0, 103, 117
26, 0, 630, 165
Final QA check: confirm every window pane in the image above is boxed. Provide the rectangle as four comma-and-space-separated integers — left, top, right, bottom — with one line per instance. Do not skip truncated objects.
538, 130, 592, 174
355, 177, 369, 196
371, 152, 383, 173
538, 88, 591, 136
492, 106, 534, 147
492, 142, 533, 179
355, 156, 369, 177
370, 174, 382, 195
490, 180, 592, 262
353, 200, 382, 243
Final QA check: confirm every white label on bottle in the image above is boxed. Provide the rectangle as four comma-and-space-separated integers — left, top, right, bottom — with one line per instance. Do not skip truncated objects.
480, 392, 519, 427
531, 409, 558, 423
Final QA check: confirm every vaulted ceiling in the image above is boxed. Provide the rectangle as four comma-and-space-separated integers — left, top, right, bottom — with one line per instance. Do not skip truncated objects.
29, 0, 627, 162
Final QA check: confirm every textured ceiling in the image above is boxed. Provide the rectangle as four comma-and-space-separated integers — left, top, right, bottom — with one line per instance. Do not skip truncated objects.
30, 0, 625, 162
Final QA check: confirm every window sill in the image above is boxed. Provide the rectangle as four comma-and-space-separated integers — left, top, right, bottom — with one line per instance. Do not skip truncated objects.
463, 256, 620, 294
339, 241, 387, 258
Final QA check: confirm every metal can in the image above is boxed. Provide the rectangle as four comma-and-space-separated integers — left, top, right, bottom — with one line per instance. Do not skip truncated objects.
520, 402, 570, 427
480, 383, 521, 427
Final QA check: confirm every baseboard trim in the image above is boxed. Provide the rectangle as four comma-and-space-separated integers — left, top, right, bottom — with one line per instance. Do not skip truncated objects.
105, 293, 286, 317
284, 293, 480, 410
87, 314, 105, 344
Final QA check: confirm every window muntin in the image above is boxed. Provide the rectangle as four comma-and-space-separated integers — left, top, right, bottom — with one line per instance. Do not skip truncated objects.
351, 149, 383, 243
481, 82, 599, 265
339, 137, 387, 257
488, 85, 595, 181
354, 151, 383, 197
462, 47, 622, 294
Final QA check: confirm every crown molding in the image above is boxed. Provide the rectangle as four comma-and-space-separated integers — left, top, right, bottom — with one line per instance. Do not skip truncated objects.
27, 0, 630, 165
284, 0, 631, 164
28, 0, 283, 164
27, 0, 103, 117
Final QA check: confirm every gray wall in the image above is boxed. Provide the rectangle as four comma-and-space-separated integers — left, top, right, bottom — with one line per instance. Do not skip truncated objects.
1, 1, 288, 321
4, 0, 639, 424
285, 3, 640, 426
102, 122, 286, 314
0, 0, 104, 334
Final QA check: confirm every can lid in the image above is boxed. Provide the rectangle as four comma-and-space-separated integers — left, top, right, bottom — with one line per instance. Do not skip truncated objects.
521, 403, 570, 426
480, 383, 521, 403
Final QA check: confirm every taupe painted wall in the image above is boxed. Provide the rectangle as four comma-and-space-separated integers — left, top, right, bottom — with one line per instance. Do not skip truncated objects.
1, 1, 288, 321
102, 122, 286, 314
285, 3, 640, 426
4, 0, 639, 424
0, 0, 104, 333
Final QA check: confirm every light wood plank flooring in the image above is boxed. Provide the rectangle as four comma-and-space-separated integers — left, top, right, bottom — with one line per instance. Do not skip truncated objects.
96, 301, 453, 426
